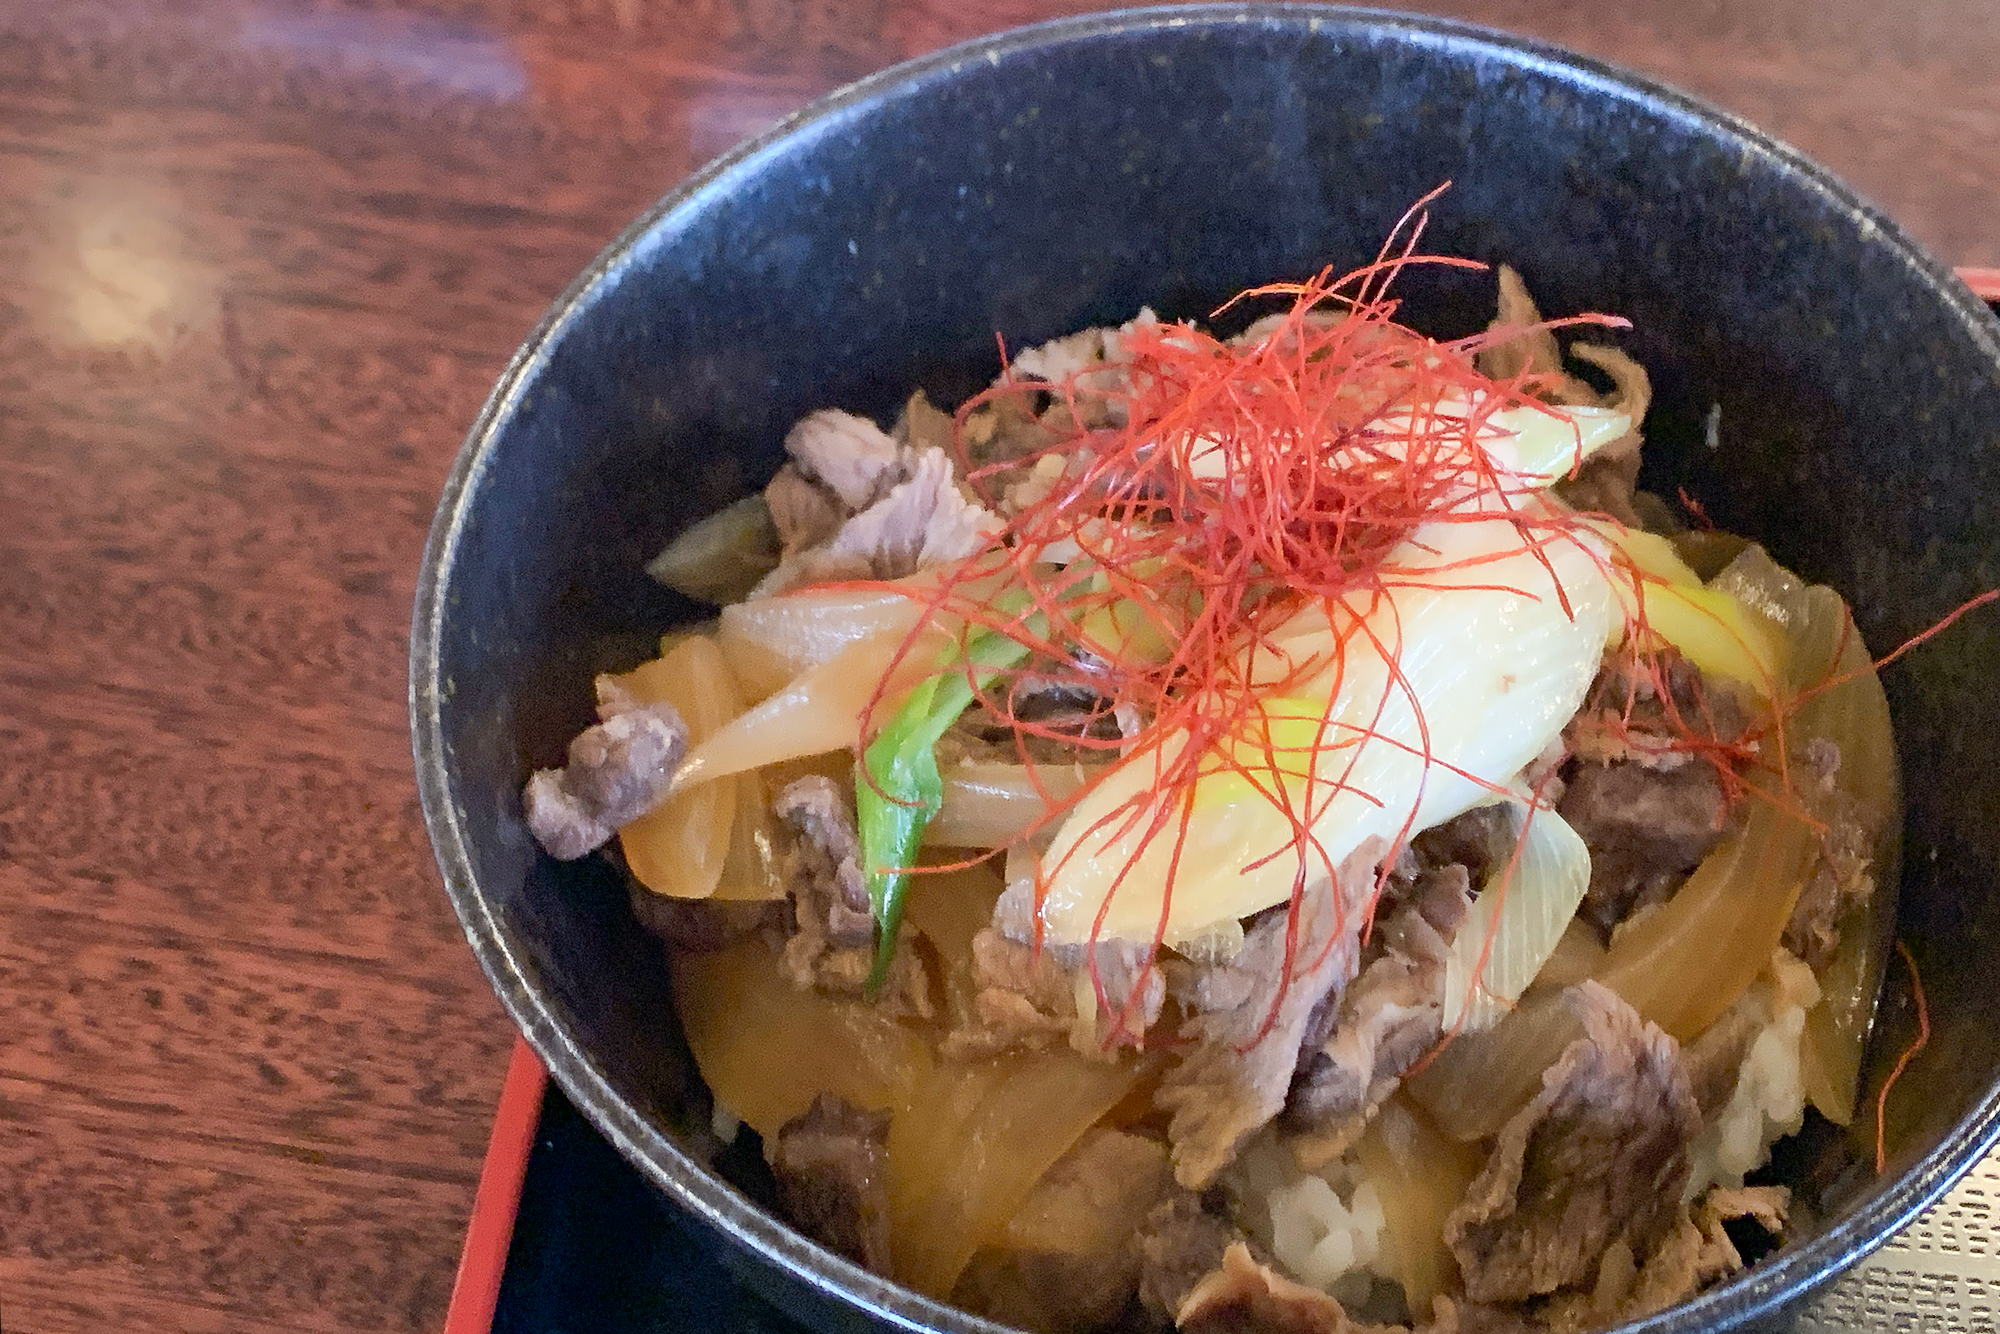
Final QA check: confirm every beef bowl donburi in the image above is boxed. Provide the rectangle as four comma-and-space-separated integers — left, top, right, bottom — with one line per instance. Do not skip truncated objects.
410, 10, 2000, 1334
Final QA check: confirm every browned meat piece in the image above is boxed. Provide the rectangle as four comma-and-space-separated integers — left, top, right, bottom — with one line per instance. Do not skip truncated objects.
756, 446, 1003, 596
824, 447, 1001, 577
1134, 1192, 1246, 1324
1475, 266, 1572, 389
955, 1129, 1174, 1332
1431, 1297, 1539, 1334
771, 1093, 894, 1274
784, 408, 905, 511
775, 776, 873, 946
945, 920, 1164, 1060
1404, 863, 1473, 940
1444, 981, 1700, 1304
893, 388, 955, 455
1157, 840, 1385, 1189
1782, 739, 1880, 970
763, 463, 845, 554
1613, 1185, 1789, 1321
1555, 439, 1644, 528
626, 879, 776, 951
1409, 805, 1519, 890
522, 677, 688, 860
772, 776, 932, 1017
1564, 655, 1749, 771
1559, 760, 1732, 936
1681, 1002, 1760, 1120
1179, 1242, 1400, 1334
943, 926, 1074, 1058
957, 676, 1129, 766
1289, 903, 1455, 1132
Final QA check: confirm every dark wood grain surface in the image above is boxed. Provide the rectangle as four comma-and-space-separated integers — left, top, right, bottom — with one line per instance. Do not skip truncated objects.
0, 2, 1993, 1330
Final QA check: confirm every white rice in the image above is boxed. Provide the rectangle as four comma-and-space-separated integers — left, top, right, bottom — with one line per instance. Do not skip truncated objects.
1227, 1131, 1395, 1304
1687, 950, 1822, 1195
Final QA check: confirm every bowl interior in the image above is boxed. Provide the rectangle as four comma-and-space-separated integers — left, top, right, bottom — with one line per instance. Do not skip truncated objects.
413, 8, 2000, 1331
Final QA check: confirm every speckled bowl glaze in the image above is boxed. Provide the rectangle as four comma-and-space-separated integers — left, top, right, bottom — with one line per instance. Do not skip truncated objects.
411, 8, 2000, 1332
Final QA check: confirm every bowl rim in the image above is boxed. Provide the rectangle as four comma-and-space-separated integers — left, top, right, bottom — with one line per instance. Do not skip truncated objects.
410, 6, 2000, 1331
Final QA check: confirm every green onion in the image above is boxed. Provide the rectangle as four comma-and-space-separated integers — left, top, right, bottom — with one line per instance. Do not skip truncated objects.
857, 626, 1034, 993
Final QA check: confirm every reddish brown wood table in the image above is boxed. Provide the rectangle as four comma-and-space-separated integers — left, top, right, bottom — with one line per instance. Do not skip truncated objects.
2, 3, 1995, 1331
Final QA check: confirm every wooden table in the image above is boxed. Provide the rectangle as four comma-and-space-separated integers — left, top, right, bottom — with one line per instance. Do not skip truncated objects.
1, 2, 1994, 1330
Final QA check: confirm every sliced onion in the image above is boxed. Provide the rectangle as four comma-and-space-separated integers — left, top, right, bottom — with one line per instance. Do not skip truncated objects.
1441, 796, 1592, 1033
926, 762, 1096, 849
645, 495, 780, 605
1352, 1097, 1481, 1310
615, 637, 743, 898
671, 939, 931, 1140
719, 580, 934, 702
886, 1049, 1147, 1297
1410, 546, 1875, 1141
678, 631, 948, 789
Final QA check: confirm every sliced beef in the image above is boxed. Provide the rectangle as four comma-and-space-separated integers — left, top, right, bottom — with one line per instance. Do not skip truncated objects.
784, 408, 905, 511
1288, 902, 1456, 1134
1565, 655, 1749, 771
945, 908, 1165, 1060
1408, 805, 1518, 891
1134, 1192, 1247, 1324
1474, 266, 1594, 402
1555, 439, 1644, 529
1681, 1002, 1761, 1122
1444, 981, 1700, 1304
764, 463, 845, 554
1781, 739, 1880, 970
771, 1093, 894, 1274
957, 676, 1130, 767
1157, 840, 1385, 1190
757, 446, 1004, 596
1559, 759, 1732, 937
522, 676, 688, 860
955, 1129, 1173, 1332
824, 446, 1002, 577
773, 776, 932, 1017
1612, 1185, 1789, 1321
627, 879, 776, 952
753, 403, 1004, 596
1178, 1241, 1400, 1334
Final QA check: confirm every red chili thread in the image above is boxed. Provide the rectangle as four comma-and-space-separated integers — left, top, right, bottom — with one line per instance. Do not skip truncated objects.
1875, 939, 1931, 1175
831, 197, 1995, 1054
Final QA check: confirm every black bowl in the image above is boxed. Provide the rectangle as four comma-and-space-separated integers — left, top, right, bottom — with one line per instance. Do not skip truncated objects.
411, 7, 2000, 1332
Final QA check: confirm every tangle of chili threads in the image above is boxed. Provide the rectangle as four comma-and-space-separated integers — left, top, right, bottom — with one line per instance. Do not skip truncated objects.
839, 199, 1652, 1049
1875, 939, 1930, 1175
839, 194, 1991, 1059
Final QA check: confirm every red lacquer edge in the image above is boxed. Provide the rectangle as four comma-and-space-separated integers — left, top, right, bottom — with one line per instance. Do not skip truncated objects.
1962, 267, 2000, 303
442, 1037, 548, 1334
435, 262, 1998, 1334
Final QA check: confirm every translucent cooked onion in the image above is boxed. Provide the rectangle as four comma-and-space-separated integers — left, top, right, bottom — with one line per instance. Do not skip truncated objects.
1351, 1097, 1481, 1310
718, 580, 933, 702
615, 637, 743, 898
886, 1050, 1148, 1297
678, 632, 946, 789
1410, 546, 1887, 1141
1441, 797, 1592, 1033
1036, 513, 1615, 947
671, 939, 931, 1140
926, 761, 1096, 849
646, 495, 781, 605
1713, 545, 1899, 1124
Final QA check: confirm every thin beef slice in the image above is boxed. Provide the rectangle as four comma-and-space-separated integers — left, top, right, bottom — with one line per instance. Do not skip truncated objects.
1444, 980, 1700, 1304
771, 1093, 894, 1275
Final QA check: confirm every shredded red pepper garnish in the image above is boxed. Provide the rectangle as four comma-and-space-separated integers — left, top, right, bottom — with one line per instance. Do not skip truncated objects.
837, 194, 1991, 1054
1875, 939, 1931, 1174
